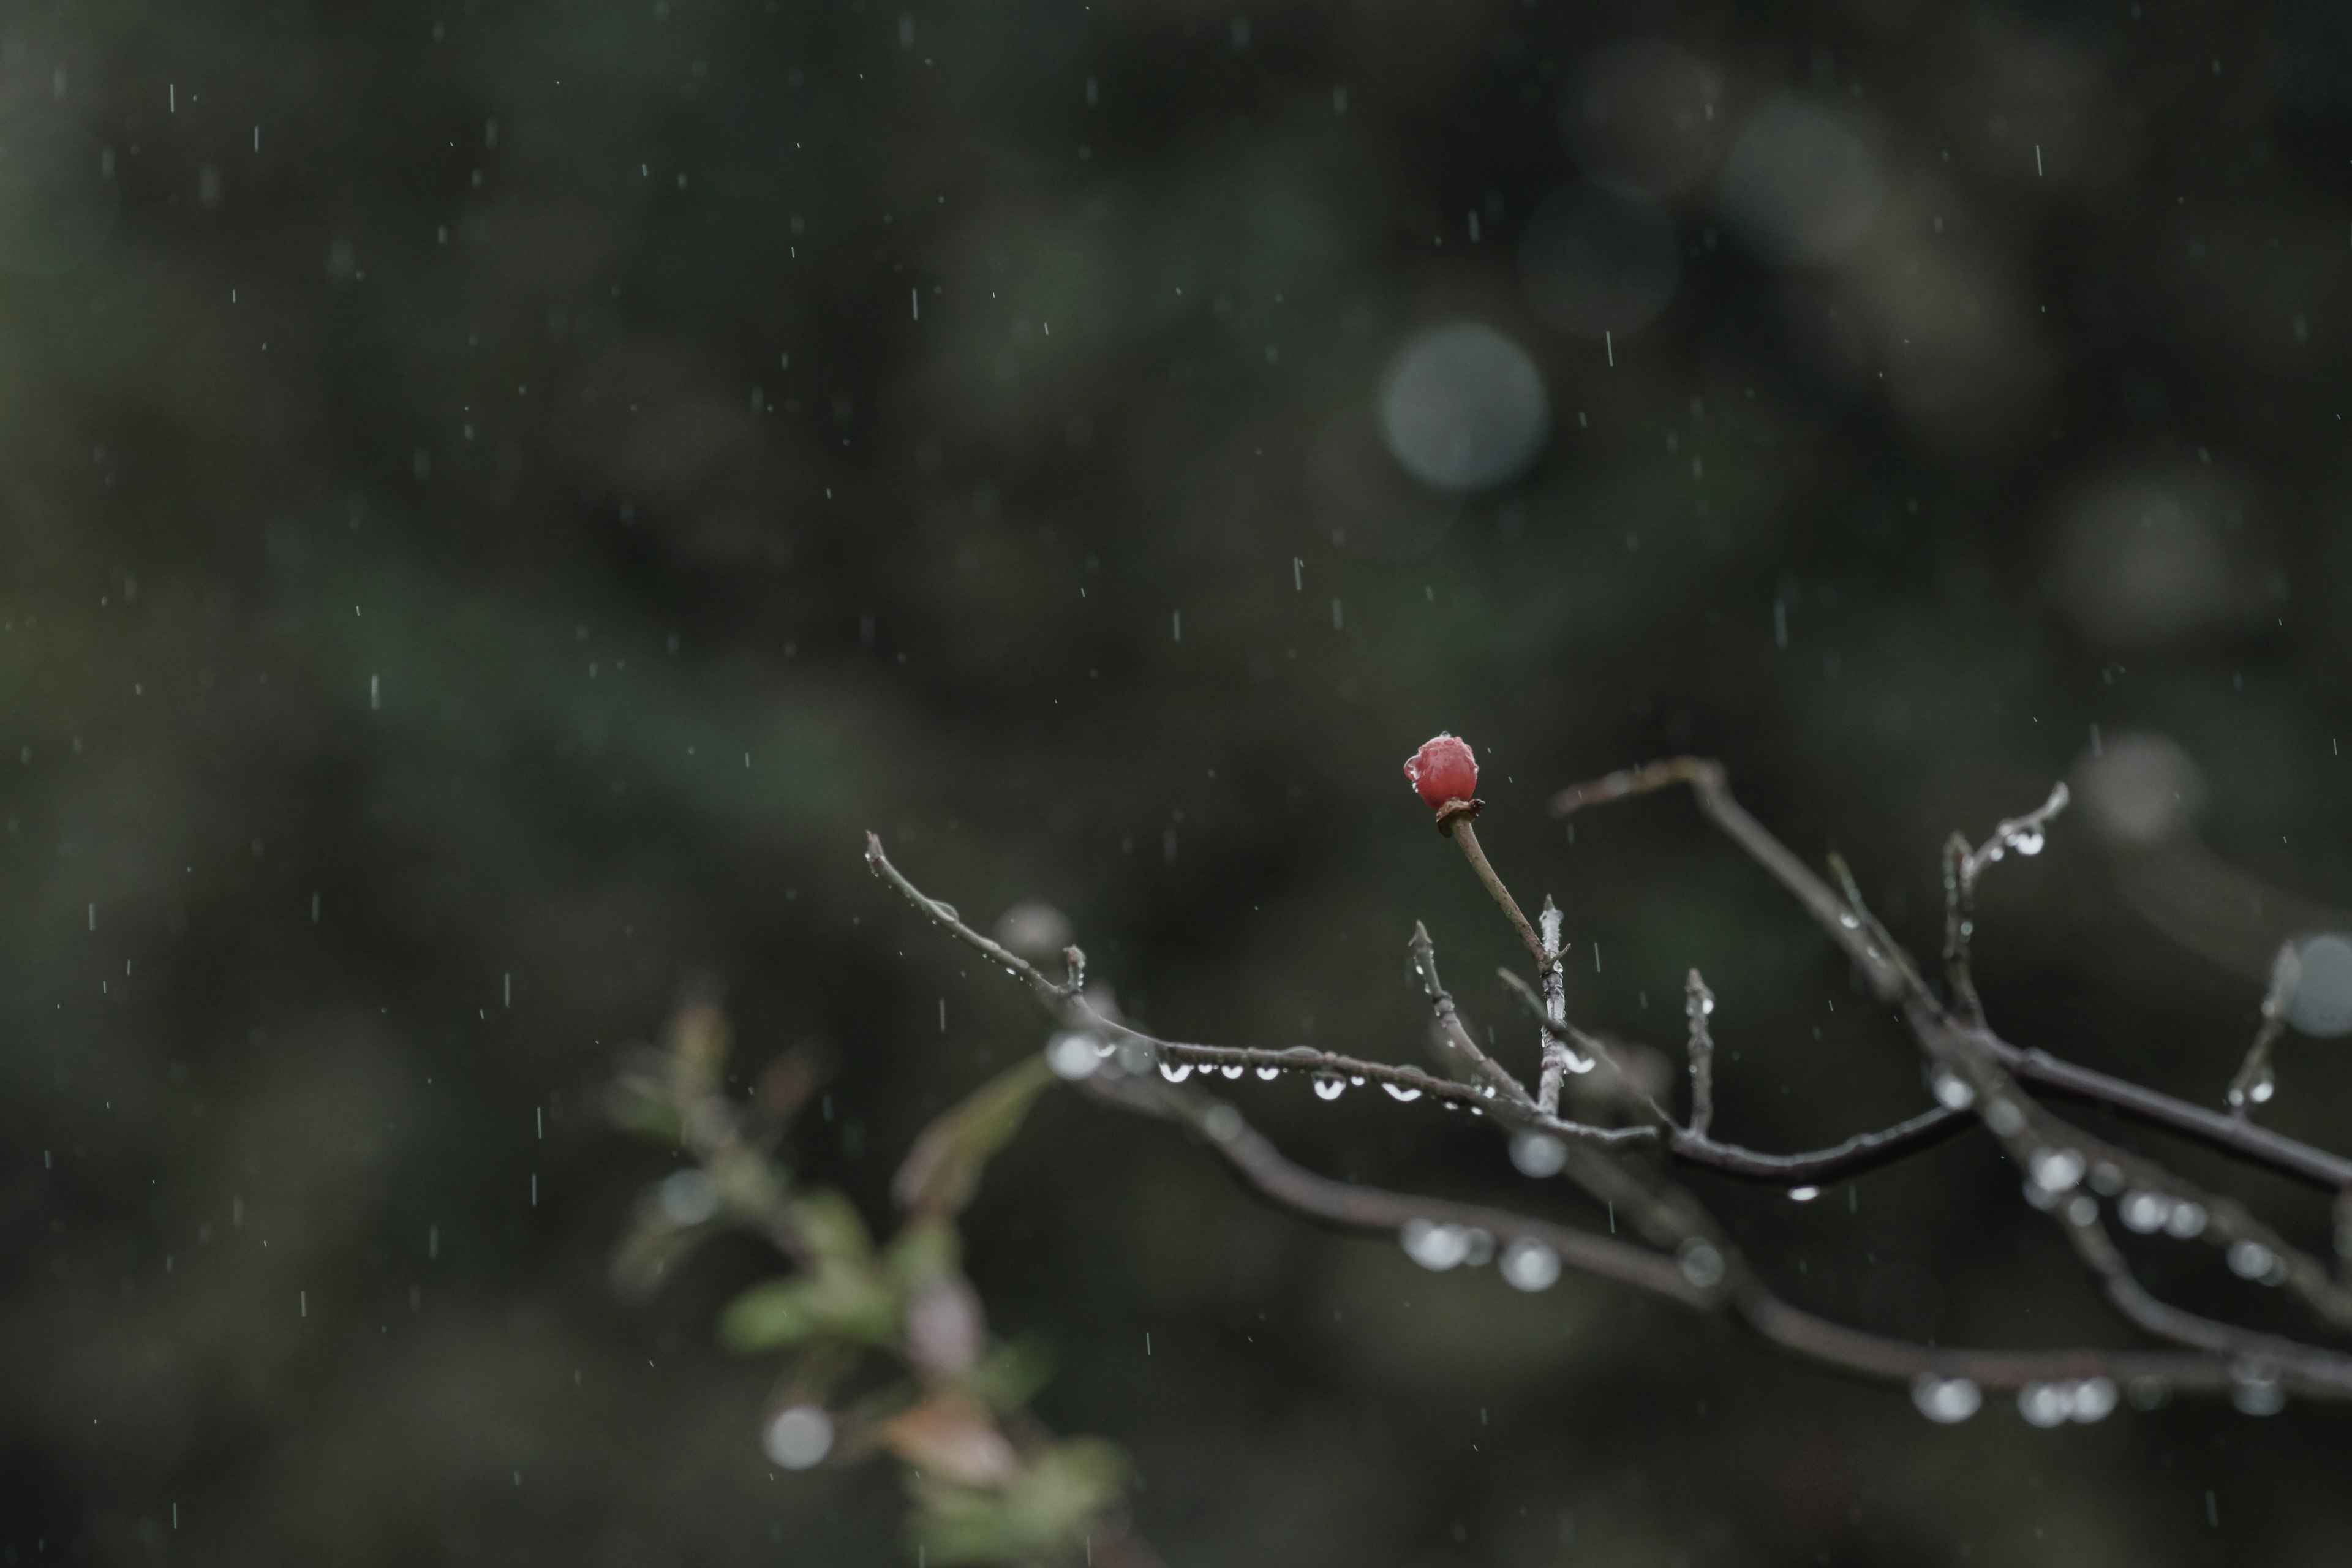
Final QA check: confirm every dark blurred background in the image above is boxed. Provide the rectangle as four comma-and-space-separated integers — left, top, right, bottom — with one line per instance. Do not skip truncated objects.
7, 0, 2352, 1561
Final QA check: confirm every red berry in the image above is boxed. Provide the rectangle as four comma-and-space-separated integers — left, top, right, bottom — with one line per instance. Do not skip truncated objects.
1404, 733, 1478, 810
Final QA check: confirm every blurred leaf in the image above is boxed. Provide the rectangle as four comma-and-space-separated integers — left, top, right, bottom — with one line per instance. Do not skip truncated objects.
963, 1337, 1057, 1416
908, 1436, 1127, 1566
892, 1057, 1057, 1219
608, 1199, 712, 1301
789, 1188, 879, 1267
666, 998, 732, 1080
883, 1389, 1020, 1487
718, 1265, 900, 1352
605, 1069, 684, 1144
885, 1216, 964, 1291
755, 1040, 836, 1120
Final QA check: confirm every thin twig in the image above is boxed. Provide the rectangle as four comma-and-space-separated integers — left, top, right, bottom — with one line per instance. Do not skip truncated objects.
1685, 969, 1716, 1140
1944, 785, 2069, 1022
2228, 943, 2299, 1120
1548, 763, 2352, 1193
1496, 968, 1668, 1127
1941, 834, 1982, 1025
1551, 758, 1909, 1002
1444, 816, 1550, 970
1537, 897, 1570, 1117
864, 831, 1065, 1000
866, 821, 2352, 1405
1087, 1055, 2270, 1396
1408, 921, 1534, 1106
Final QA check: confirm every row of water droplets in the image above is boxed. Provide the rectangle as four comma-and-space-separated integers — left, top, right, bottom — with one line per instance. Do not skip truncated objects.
1049, 1028, 1494, 1112
1913, 1360, 2286, 1425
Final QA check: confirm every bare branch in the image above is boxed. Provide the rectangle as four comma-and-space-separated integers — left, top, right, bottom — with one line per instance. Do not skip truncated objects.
864, 832, 1064, 1000
1666, 1106, 1969, 1183
1546, 769, 2352, 1194
1087, 1047, 2269, 1399
867, 807, 2352, 1412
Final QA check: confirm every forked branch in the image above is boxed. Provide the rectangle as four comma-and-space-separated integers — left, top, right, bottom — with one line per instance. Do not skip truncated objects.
868, 742, 2352, 1417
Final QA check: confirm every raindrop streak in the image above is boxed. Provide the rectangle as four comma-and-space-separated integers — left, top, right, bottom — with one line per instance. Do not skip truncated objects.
1788, 1185, 1820, 1203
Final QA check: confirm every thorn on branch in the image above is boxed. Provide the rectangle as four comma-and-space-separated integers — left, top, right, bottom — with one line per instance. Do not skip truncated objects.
1685, 969, 1716, 1139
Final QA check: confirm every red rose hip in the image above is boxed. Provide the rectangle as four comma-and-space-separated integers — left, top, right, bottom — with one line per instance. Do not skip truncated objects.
1404, 733, 1479, 810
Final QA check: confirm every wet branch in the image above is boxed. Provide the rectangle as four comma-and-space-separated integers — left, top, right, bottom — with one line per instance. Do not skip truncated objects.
867, 750, 2352, 1415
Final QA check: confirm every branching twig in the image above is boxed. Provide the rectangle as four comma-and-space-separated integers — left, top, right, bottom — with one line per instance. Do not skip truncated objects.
1407, 920, 1534, 1107
867, 750, 2352, 1417
1942, 783, 2069, 1023
1551, 761, 2352, 1193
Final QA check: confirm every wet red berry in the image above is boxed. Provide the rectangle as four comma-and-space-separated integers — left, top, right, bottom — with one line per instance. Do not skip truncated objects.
1404, 733, 1478, 810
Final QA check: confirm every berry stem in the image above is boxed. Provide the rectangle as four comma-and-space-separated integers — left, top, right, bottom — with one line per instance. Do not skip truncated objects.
1444, 816, 1551, 973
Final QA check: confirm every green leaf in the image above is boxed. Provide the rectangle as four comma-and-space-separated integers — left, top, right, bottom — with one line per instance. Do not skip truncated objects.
718, 1265, 899, 1352
884, 1216, 963, 1292
788, 1188, 878, 1268
907, 1436, 1127, 1565
892, 1056, 1057, 1219
962, 1336, 1056, 1415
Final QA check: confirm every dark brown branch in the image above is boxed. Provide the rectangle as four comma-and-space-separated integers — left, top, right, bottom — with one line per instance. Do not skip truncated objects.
1997, 1039, 2352, 1190
1667, 1107, 1969, 1182
1082, 1069, 1708, 1304
1550, 760, 2352, 1194
1088, 1066, 2264, 1397
864, 826, 2352, 1405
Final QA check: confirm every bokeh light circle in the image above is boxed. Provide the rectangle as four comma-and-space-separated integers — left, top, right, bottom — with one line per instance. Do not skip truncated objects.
1378, 324, 1550, 492
1719, 97, 1883, 263
1518, 183, 1680, 339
